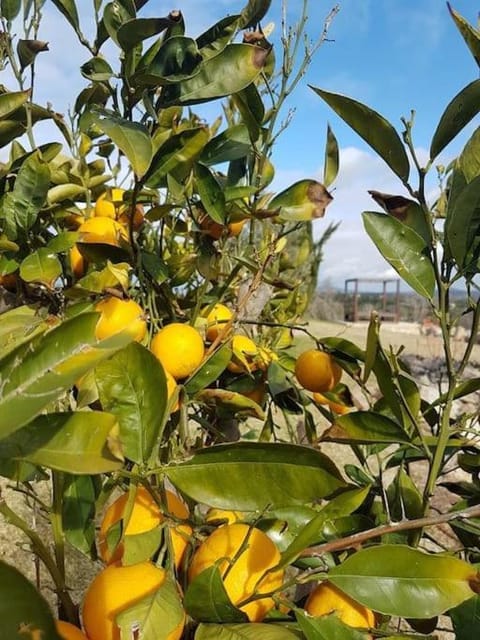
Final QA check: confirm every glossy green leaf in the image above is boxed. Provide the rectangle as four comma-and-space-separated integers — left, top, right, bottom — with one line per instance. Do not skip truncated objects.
270, 180, 333, 222
323, 124, 339, 188
201, 124, 251, 166
196, 623, 298, 640
239, 0, 272, 29
167, 442, 346, 511
281, 486, 371, 566
116, 575, 185, 638
450, 593, 480, 640
458, 126, 480, 184
448, 3, 480, 66
160, 44, 269, 106
323, 411, 411, 445
90, 111, 153, 178
256, 505, 317, 552
0, 102, 53, 148
3, 150, 50, 231
445, 174, 480, 266
103, 1, 134, 46
185, 344, 232, 395
134, 35, 202, 85
117, 16, 173, 50
122, 525, 163, 566
363, 211, 435, 299
196, 388, 265, 420
46, 231, 77, 253
0, 305, 50, 360
68, 261, 130, 298
20, 249, 62, 287
197, 15, 240, 59
0, 0, 21, 20
95, 342, 168, 465
329, 545, 477, 618
296, 610, 369, 640
145, 127, 209, 187
49, 0, 79, 30
80, 56, 114, 81
185, 566, 247, 623
0, 90, 30, 119
0, 313, 133, 439
0, 411, 123, 473
430, 80, 480, 160
194, 163, 226, 224
232, 83, 264, 141
311, 87, 409, 182
62, 474, 98, 555
386, 468, 423, 543
0, 560, 61, 639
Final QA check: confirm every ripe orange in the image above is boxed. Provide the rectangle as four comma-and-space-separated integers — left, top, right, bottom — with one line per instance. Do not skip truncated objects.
98, 486, 191, 569
228, 218, 247, 237
313, 392, 351, 415
305, 581, 375, 630
78, 216, 128, 246
295, 349, 342, 393
151, 323, 204, 380
69, 245, 86, 279
203, 303, 233, 342
188, 523, 284, 622
165, 369, 180, 412
227, 335, 259, 374
94, 188, 126, 219
82, 562, 184, 640
55, 620, 89, 640
94, 297, 147, 342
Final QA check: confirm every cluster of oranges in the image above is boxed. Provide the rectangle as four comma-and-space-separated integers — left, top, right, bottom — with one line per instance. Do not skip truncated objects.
54, 491, 375, 640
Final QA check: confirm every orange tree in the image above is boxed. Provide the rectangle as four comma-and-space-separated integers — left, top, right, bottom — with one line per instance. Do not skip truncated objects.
1, 1, 480, 639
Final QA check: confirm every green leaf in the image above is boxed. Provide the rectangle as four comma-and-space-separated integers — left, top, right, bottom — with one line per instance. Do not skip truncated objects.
49, 0, 80, 32
194, 163, 226, 224
122, 525, 163, 566
323, 124, 339, 188
160, 44, 269, 106
239, 0, 272, 29
281, 486, 371, 566
450, 593, 480, 640
185, 344, 232, 395
166, 442, 346, 511
196, 623, 298, 640
311, 87, 409, 182
458, 126, 480, 183
362, 211, 435, 299
3, 150, 50, 231
329, 545, 477, 618
145, 127, 209, 188
445, 174, 480, 267
197, 15, 240, 59
90, 110, 153, 178
116, 575, 185, 639
117, 16, 173, 51
430, 80, 480, 160
185, 566, 248, 623
20, 249, 62, 287
448, 3, 480, 68
201, 124, 251, 166
95, 343, 169, 465
323, 411, 411, 445
296, 610, 369, 640
134, 35, 203, 85
80, 56, 114, 82
0, 313, 133, 439
0, 90, 30, 119
0, 411, 123, 473
270, 180, 333, 222
0, 305, 50, 360
103, 1, 134, 46
62, 474, 98, 555
232, 83, 265, 142
0, 560, 61, 639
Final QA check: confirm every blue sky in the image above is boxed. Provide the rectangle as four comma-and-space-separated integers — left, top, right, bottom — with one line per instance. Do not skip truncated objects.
6, 0, 480, 288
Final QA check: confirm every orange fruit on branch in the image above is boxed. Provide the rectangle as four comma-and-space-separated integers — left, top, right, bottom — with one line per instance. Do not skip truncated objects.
98, 486, 191, 569
94, 297, 147, 342
94, 187, 126, 219
295, 349, 342, 393
151, 322, 204, 380
305, 581, 375, 631
188, 522, 284, 622
227, 334, 259, 374
55, 620, 89, 640
203, 302, 233, 342
78, 216, 128, 247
